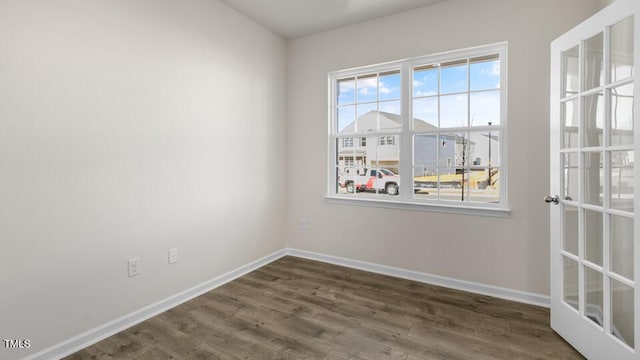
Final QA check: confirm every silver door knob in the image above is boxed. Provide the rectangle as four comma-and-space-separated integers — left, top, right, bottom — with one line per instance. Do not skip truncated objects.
544, 195, 559, 204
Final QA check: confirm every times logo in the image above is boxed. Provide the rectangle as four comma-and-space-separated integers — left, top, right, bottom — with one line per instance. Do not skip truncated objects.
3, 339, 30, 349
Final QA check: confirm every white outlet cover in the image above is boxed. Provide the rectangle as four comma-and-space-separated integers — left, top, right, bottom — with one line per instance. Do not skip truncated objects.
169, 248, 178, 264
128, 257, 141, 277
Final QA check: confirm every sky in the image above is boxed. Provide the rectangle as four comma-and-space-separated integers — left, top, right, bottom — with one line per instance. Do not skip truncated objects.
337, 59, 501, 132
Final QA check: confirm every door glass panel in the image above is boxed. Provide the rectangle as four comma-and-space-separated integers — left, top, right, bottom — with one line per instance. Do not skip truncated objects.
584, 151, 604, 206
610, 150, 634, 211
564, 205, 579, 255
611, 83, 634, 146
564, 45, 580, 97
585, 32, 605, 91
564, 152, 579, 201
584, 209, 604, 266
611, 214, 634, 280
563, 99, 579, 148
611, 278, 635, 349
585, 266, 604, 328
584, 92, 605, 148
564, 257, 579, 311
611, 16, 635, 83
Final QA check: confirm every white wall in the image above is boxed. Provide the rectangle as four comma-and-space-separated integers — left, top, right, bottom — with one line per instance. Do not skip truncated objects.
598, 0, 616, 10
0, 1, 286, 359
287, 0, 600, 297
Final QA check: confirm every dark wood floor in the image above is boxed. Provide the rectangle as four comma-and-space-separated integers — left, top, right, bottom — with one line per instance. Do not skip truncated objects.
66, 256, 584, 360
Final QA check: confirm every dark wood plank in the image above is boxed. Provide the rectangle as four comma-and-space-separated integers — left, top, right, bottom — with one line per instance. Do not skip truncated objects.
65, 256, 584, 360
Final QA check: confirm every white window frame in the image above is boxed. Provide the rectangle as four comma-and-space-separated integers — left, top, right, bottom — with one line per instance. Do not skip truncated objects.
326, 43, 511, 217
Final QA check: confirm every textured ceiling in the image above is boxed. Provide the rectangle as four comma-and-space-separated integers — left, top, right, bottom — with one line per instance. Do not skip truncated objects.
218, 0, 447, 39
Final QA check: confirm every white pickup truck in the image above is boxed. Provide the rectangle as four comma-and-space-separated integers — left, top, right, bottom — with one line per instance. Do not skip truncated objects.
338, 168, 399, 195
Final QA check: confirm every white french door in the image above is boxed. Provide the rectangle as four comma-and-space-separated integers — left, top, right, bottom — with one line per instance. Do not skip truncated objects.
550, 1, 640, 359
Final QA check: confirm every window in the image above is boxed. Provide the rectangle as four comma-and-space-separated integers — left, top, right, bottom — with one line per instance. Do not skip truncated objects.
329, 43, 508, 215
379, 136, 396, 146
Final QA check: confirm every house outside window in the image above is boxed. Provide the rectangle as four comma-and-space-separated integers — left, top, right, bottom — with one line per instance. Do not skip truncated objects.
329, 43, 509, 215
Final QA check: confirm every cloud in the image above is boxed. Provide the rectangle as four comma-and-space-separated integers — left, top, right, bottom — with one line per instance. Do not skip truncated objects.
491, 61, 500, 76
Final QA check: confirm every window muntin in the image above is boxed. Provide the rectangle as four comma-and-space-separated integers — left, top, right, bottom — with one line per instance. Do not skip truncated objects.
330, 44, 507, 211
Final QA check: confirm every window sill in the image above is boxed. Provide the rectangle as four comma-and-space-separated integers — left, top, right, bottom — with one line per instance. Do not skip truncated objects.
324, 195, 511, 218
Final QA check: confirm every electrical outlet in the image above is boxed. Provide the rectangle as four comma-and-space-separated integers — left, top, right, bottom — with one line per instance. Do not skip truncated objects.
128, 257, 141, 277
300, 218, 308, 231
169, 248, 178, 264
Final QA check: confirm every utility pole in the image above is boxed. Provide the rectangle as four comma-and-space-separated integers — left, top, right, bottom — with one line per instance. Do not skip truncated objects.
488, 121, 492, 188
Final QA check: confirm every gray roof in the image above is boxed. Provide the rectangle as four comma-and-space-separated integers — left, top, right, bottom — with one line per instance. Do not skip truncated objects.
339, 110, 437, 134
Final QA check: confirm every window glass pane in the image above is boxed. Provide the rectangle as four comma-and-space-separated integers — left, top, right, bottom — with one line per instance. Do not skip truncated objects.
357, 74, 377, 103
611, 16, 634, 83
413, 66, 438, 97
563, 99, 579, 149
584, 209, 603, 266
470, 91, 500, 126
584, 266, 603, 328
355, 107, 379, 133
611, 214, 634, 280
611, 278, 634, 349
470, 56, 500, 91
611, 83, 634, 146
468, 130, 500, 167
611, 150, 634, 212
414, 134, 438, 166
338, 106, 356, 134
338, 78, 355, 105
413, 97, 438, 128
357, 103, 377, 119
338, 136, 382, 196
564, 152, 579, 202
583, 92, 604, 148
438, 168, 467, 202
584, 151, 603, 206
564, 45, 580, 97
441, 94, 468, 128
584, 32, 604, 91
440, 61, 468, 94
468, 167, 499, 203
439, 133, 468, 167
563, 257, 579, 311
379, 71, 401, 101
338, 167, 356, 194
379, 101, 401, 132
375, 135, 399, 176
414, 167, 438, 200
564, 205, 579, 256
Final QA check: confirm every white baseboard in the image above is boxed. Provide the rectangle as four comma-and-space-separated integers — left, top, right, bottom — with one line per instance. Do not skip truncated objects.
26, 248, 288, 360
285, 248, 550, 308
28, 246, 549, 360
